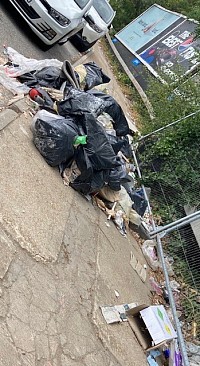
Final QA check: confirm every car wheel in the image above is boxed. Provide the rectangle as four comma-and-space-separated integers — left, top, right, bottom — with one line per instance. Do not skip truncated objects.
70, 33, 96, 52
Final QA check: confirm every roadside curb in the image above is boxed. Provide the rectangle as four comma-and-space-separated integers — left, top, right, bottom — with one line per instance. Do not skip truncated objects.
73, 49, 94, 67
0, 108, 18, 131
0, 97, 31, 132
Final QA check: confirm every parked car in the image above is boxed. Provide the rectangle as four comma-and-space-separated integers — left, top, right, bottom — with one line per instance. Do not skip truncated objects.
70, 0, 116, 52
8, 0, 93, 46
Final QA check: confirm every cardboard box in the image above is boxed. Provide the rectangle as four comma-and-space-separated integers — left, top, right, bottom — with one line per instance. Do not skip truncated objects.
126, 304, 177, 351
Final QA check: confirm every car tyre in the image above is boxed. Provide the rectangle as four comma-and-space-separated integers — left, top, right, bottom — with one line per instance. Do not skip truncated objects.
70, 33, 96, 52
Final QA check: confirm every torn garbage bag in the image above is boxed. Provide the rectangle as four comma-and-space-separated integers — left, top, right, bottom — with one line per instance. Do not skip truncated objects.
61, 60, 80, 89
32, 110, 79, 166
18, 66, 66, 89
58, 88, 106, 117
18, 60, 80, 89
86, 90, 130, 136
4, 46, 62, 77
75, 62, 110, 91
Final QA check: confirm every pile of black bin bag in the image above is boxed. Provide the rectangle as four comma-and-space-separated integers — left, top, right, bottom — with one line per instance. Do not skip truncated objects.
21, 61, 134, 195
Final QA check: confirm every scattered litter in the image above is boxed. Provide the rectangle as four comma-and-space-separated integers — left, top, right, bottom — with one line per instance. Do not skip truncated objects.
114, 290, 120, 298
101, 305, 121, 324
101, 302, 137, 324
142, 240, 161, 271
127, 305, 177, 350
130, 252, 147, 283
62, 161, 81, 186
170, 280, 181, 292
147, 353, 159, 366
164, 255, 175, 276
149, 277, 163, 296
114, 210, 127, 237
4, 46, 62, 77
7, 94, 24, 105
147, 349, 168, 366
99, 186, 120, 203
170, 340, 183, 366
186, 341, 200, 364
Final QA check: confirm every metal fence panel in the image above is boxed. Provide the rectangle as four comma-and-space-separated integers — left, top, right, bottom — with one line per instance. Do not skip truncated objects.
132, 115, 200, 363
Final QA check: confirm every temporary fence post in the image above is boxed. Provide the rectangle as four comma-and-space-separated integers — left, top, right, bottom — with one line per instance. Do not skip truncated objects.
132, 149, 191, 365
156, 234, 190, 366
139, 109, 200, 141
150, 211, 200, 237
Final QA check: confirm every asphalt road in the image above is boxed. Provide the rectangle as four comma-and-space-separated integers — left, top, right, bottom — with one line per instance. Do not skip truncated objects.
0, 0, 80, 62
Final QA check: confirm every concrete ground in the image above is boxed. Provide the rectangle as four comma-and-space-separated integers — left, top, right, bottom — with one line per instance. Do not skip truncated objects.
0, 44, 150, 366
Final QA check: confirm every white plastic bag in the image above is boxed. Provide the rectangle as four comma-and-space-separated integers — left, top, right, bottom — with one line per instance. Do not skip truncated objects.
4, 47, 62, 77
0, 65, 30, 94
142, 240, 161, 271
117, 186, 132, 218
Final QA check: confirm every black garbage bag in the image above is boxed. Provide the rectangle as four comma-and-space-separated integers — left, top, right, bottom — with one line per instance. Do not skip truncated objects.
32, 111, 79, 166
58, 88, 106, 117
120, 135, 133, 159
79, 113, 120, 171
74, 146, 93, 182
131, 192, 148, 217
35, 66, 65, 89
70, 146, 93, 195
122, 181, 148, 217
86, 90, 130, 136
106, 134, 129, 155
70, 154, 131, 195
105, 158, 132, 191
18, 71, 38, 87
18, 67, 66, 89
83, 62, 110, 91
70, 169, 105, 195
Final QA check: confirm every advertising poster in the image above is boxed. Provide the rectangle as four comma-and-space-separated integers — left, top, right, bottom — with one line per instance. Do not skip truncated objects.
138, 20, 200, 79
116, 4, 181, 53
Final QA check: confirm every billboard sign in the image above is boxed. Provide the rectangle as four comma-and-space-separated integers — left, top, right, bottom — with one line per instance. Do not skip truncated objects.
115, 4, 181, 53
137, 20, 200, 80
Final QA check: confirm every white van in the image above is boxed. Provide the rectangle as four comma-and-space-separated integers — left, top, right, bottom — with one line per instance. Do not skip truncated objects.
8, 0, 93, 46
70, 0, 116, 51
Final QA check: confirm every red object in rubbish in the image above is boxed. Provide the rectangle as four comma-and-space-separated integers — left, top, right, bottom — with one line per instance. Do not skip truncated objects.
29, 88, 42, 100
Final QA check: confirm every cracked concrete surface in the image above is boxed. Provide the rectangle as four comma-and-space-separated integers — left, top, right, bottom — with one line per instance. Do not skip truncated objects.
0, 45, 150, 366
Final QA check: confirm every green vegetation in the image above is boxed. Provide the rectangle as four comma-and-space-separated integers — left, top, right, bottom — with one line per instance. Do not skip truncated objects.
107, 1, 200, 337
110, 0, 200, 32
108, 0, 200, 217
139, 74, 200, 219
